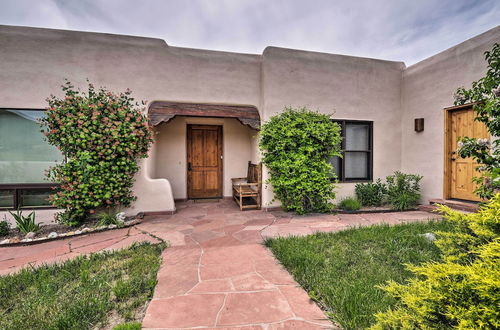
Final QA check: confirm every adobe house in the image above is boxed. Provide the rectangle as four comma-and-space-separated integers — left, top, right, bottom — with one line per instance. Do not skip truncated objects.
0, 24, 499, 215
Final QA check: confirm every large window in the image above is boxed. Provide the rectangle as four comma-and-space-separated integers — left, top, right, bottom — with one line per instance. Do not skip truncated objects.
0, 109, 62, 209
329, 120, 373, 182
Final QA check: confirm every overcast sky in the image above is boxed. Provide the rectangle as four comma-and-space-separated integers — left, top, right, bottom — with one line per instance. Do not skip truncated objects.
1, 0, 499, 65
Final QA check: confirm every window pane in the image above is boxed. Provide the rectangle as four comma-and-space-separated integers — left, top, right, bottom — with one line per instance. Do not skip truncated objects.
0, 110, 63, 184
345, 152, 368, 179
328, 156, 341, 178
345, 124, 369, 150
0, 190, 14, 209
19, 189, 52, 208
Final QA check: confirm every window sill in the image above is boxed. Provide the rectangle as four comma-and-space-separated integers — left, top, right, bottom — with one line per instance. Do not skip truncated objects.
331, 179, 373, 184
0, 205, 58, 211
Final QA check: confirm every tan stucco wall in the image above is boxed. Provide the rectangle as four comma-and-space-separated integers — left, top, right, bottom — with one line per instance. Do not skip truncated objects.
154, 116, 255, 199
1, 24, 499, 214
0, 25, 261, 214
401, 26, 500, 203
260, 47, 405, 206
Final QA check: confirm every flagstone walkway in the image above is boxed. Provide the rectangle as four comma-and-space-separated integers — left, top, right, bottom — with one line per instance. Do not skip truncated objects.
0, 200, 441, 329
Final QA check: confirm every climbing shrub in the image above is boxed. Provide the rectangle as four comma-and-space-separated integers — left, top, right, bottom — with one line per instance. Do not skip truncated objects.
454, 43, 500, 199
259, 107, 342, 214
372, 194, 500, 329
40, 81, 153, 225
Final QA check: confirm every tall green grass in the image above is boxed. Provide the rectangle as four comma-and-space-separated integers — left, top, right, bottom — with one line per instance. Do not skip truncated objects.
0, 243, 165, 329
265, 220, 452, 329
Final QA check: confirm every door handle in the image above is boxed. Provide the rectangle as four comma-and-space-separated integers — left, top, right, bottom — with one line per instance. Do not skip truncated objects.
188, 162, 192, 171
451, 158, 456, 161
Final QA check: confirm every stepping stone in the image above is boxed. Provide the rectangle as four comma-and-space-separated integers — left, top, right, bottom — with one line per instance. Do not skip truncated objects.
143, 294, 225, 328
218, 290, 294, 326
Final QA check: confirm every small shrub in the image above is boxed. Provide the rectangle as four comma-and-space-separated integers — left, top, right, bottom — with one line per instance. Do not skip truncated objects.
386, 171, 422, 210
259, 107, 342, 214
389, 192, 420, 211
9, 210, 40, 234
355, 179, 387, 206
372, 194, 500, 329
96, 211, 123, 227
113, 322, 141, 330
338, 196, 361, 211
0, 219, 10, 236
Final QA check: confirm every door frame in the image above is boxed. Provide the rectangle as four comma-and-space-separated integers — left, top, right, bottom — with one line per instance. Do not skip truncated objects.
186, 124, 223, 199
443, 103, 475, 200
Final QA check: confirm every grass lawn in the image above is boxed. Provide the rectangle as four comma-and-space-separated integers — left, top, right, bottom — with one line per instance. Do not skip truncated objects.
265, 220, 453, 329
0, 242, 165, 330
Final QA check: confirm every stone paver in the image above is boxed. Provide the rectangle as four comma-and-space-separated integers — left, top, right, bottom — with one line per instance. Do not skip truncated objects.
0, 199, 441, 328
141, 201, 440, 329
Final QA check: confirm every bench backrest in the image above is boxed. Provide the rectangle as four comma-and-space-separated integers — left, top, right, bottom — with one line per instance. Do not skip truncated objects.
247, 161, 262, 184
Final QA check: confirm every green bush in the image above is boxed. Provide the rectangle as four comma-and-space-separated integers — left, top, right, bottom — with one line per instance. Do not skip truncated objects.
0, 219, 9, 236
9, 210, 40, 234
113, 322, 141, 330
338, 196, 361, 211
40, 81, 153, 225
372, 193, 500, 329
355, 179, 387, 206
386, 171, 422, 210
259, 107, 342, 214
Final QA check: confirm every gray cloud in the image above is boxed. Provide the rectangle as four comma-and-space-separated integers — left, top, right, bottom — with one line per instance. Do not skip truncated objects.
1, 0, 499, 64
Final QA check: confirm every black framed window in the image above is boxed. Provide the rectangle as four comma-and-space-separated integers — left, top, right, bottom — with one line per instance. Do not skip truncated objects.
329, 120, 373, 182
0, 108, 62, 209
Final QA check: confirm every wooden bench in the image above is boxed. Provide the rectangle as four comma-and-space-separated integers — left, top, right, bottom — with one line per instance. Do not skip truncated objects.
231, 161, 262, 210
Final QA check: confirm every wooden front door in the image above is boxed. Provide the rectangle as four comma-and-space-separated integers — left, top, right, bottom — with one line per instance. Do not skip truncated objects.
447, 108, 489, 201
187, 125, 223, 199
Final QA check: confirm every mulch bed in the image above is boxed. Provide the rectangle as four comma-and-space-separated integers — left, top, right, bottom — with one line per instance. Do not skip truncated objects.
334, 206, 419, 214
0, 215, 143, 247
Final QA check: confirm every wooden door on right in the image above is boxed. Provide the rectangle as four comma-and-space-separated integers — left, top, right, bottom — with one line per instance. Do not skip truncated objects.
449, 108, 489, 201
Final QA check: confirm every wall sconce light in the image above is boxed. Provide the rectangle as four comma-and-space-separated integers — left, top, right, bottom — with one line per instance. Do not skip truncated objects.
415, 118, 424, 132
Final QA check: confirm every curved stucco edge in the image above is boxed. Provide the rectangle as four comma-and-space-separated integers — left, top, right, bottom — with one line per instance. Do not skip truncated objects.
125, 159, 176, 216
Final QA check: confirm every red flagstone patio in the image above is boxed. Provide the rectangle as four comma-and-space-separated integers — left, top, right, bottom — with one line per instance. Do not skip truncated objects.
0, 199, 442, 329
